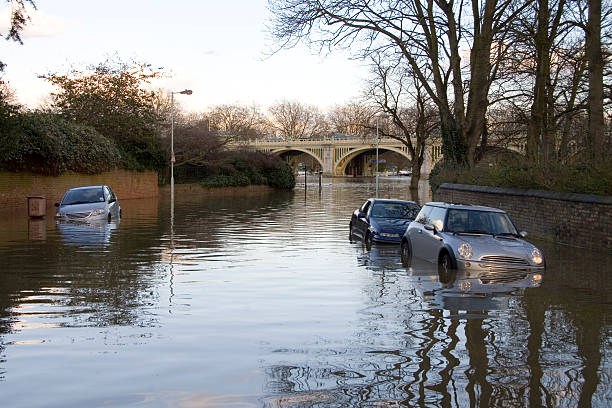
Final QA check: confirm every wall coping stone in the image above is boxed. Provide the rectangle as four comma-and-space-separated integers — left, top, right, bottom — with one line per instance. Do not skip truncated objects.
438, 183, 612, 206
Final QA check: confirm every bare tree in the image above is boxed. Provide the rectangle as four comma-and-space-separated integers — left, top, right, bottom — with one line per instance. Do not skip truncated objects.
267, 100, 329, 139
169, 120, 224, 167
1, 0, 36, 71
364, 54, 438, 190
268, 0, 532, 167
209, 103, 267, 141
327, 102, 376, 137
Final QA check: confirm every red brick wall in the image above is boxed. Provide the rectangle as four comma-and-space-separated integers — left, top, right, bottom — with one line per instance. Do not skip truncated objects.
0, 170, 158, 211
434, 183, 612, 252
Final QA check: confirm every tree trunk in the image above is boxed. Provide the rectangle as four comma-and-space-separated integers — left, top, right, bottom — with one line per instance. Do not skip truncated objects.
587, 0, 605, 159
527, 0, 552, 163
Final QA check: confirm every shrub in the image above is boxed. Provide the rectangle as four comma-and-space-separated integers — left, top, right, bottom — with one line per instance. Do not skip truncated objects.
0, 112, 121, 175
264, 164, 296, 189
181, 149, 296, 190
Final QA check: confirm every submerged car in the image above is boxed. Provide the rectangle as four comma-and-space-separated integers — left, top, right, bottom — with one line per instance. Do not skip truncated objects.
350, 198, 421, 248
55, 185, 121, 222
401, 202, 545, 278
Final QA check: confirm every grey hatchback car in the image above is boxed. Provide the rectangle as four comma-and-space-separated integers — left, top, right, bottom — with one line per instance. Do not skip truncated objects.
401, 202, 545, 277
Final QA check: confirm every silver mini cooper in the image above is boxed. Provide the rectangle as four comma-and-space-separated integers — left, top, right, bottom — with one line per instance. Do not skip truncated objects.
401, 202, 545, 279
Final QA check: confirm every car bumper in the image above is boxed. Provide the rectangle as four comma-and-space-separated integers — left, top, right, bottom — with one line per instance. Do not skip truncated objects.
457, 259, 545, 272
371, 234, 403, 244
55, 212, 107, 221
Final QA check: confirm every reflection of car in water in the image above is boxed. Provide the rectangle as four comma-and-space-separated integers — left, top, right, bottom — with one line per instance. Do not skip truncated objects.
407, 256, 543, 311
57, 219, 119, 248
355, 245, 404, 271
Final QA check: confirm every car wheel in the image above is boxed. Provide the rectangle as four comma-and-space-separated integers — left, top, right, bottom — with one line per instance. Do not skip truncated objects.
107, 213, 112, 223
349, 222, 354, 241
365, 232, 373, 251
401, 240, 412, 266
438, 252, 455, 283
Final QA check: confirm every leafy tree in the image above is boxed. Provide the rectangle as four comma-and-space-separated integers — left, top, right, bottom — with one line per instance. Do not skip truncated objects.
41, 57, 167, 171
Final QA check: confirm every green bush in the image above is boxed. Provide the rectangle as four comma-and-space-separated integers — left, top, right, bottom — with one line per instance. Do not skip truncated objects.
201, 172, 251, 187
184, 149, 296, 190
264, 164, 296, 189
0, 112, 121, 176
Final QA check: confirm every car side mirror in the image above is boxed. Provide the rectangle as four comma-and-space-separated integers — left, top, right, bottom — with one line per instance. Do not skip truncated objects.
519, 231, 528, 238
424, 223, 436, 232
54, 202, 60, 207
358, 212, 366, 220
109, 197, 116, 203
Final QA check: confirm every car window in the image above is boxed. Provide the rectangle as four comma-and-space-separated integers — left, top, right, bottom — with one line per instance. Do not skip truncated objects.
62, 187, 105, 205
428, 206, 446, 230
370, 202, 420, 219
446, 209, 518, 235
415, 205, 433, 224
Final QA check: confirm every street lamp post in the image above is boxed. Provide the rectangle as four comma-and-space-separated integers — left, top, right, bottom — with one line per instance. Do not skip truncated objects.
170, 89, 193, 215
375, 114, 389, 198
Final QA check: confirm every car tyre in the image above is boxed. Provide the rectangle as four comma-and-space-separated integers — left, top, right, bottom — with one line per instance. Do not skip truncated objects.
401, 240, 412, 267
349, 222, 354, 241
107, 213, 112, 223
438, 252, 455, 284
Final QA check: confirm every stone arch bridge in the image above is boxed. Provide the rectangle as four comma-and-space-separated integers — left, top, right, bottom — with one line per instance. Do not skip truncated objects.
232, 136, 444, 177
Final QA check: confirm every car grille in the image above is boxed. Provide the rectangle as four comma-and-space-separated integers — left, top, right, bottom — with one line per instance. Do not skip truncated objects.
480, 255, 529, 266
65, 211, 91, 219
479, 271, 529, 284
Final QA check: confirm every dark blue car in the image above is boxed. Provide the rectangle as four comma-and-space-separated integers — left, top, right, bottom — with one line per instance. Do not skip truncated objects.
350, 198, 420, 249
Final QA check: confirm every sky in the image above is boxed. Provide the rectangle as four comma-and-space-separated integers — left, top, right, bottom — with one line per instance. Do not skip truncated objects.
0, 0, 370, 112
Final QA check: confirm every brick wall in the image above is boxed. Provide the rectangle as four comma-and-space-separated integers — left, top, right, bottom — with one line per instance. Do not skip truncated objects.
0, 170, 158, 211
434, 183, 612, 252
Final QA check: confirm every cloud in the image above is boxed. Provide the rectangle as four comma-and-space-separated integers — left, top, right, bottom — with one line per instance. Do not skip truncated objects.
202, 49, 221, 57
0, 5, 66, 38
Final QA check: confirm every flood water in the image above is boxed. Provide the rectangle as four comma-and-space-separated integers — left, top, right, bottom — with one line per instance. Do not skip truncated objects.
0, 177, 610, 407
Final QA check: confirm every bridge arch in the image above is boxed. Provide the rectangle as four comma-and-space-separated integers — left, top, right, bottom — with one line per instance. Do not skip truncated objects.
270, 147, 324, 170
336, 146, 413, 176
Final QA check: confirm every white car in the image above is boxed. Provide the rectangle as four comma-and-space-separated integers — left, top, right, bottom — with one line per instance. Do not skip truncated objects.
55, 185, 121, 222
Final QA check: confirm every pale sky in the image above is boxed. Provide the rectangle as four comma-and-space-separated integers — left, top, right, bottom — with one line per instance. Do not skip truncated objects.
0, 0, 369, 112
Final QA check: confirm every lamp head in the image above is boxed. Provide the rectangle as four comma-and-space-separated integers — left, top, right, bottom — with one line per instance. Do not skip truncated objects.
179, 89, 193, 95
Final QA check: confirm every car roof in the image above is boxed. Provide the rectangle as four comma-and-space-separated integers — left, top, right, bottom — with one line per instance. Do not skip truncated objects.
369, 198, 419, 205
424, 202, 506, 213
67, 185, 106, 191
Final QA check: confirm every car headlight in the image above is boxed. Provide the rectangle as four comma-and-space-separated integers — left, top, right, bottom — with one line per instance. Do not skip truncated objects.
458, 243, 473, 259
90, 209, 105, 216
531, 248, 543, 265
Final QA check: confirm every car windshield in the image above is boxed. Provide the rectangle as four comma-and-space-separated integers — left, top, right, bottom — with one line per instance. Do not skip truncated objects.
62, 188, 105, 205
370, 202, 419, 219
446, 209, 518, 235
